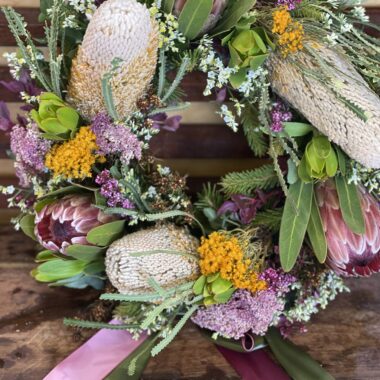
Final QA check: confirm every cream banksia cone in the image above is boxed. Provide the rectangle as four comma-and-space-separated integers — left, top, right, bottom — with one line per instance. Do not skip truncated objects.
35, 194, 116, 253
316, 180, 380, 277
268, 42, 380, 169
67, 0, 159, 120
105, 224, 199, 296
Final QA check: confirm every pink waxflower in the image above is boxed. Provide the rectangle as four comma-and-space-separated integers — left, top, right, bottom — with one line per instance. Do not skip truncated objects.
316, 180, 380, 277
174, 0, 228, 33
35, 194, 116, 253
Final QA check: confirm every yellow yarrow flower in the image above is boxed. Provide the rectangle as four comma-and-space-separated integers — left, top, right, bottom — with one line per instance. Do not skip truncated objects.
272, 7, 304, 57
198, 232, 267, 293
45, 126, 105, 179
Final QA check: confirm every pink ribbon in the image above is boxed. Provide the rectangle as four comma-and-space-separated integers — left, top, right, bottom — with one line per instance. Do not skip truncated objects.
217, 346, 290, 380
44, 321, 147, 380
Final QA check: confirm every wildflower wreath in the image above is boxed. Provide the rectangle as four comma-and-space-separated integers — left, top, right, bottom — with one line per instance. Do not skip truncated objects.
1, 0, 380, 378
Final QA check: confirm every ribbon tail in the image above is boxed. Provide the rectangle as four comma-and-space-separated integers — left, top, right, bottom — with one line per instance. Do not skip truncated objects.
44, 321, 147, 380
217, 346, 290, 380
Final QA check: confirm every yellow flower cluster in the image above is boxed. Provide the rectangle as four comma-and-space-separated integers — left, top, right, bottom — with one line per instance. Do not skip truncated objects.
45, 127, 104, 179
272, 7, 304, 56
198, 232, 267, 293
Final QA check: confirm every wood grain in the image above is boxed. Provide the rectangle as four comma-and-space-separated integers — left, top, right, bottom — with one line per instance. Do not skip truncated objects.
0, 225, 380, 379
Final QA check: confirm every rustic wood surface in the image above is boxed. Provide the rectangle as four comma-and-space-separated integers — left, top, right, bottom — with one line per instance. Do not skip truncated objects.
1, 225, 380, 380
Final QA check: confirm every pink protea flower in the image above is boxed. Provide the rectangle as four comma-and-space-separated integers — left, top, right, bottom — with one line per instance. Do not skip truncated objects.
35, 194, 115, 253
316, 180, 380, 277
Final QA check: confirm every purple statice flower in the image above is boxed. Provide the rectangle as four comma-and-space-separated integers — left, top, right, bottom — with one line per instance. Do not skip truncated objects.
276, 0, 301, 10
192, 289, 284, 339
10, 124, 51, 187
95, 169, 135, 209
270, 101, 292, 133
150, 113, 182, 132
259, 268, 296, 295
91, 113, 142, 165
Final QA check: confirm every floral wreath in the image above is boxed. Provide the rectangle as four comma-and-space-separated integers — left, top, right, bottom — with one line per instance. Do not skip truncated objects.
1, 0, 380, 378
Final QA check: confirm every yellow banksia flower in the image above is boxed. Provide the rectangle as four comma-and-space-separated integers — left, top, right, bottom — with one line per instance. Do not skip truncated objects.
198, 232, 267, 293
272, 7, 304, 57
45, 127, 105, 179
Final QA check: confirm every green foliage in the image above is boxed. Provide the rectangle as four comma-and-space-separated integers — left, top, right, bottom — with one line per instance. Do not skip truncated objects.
298, 136, 338, 182
335, 175, 365, 235
65, 244, 106, 262
265, 328, 335, 380
19, 214, 36, 241
307, 194, 327, 263
64, 319, 139, 330
221, 164, 279, 195
151, 304, 199, 356
86, 220, 126, 247
163, 0, 175, 14
252, 208, 283, 232
227, 28, 270, 88
102, 58, 123, 121
241, 105, 268, 157
212, 0, 257, 36
178, 0, 213, 40
279, 180, 313, 272
30, 92, 80, 140
193, 273, 234, 306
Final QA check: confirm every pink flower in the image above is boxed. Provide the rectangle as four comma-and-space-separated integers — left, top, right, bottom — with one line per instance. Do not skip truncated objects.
35, 194, 116, 253
316, 180, 380, 277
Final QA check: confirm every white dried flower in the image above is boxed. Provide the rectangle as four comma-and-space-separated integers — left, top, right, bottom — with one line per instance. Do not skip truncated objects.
105, 224, 199, 296
67, 0, 159, 120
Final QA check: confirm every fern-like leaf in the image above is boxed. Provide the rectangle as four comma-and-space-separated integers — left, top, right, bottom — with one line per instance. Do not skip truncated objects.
63, 318, 139, 330
252, 208, 283, 232
221, 164, 279, 195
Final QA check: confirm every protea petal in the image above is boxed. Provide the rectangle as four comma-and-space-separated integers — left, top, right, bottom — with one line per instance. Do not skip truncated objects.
316, 180, 380, 277
35, 194, 117, 253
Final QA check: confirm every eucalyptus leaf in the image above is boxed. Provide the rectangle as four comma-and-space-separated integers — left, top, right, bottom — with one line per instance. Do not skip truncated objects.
86, 220, 126, 246
19, 214, 37, 241
40, 185, 82, 199
279, 181, 313, 272
178, 0, 213, 40
335, 176, 365, 234
307, 194, 327, 263
287, 158, 298, 185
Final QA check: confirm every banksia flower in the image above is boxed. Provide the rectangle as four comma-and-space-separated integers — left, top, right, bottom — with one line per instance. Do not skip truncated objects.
35, 195, 115, 253
105, 224, 199, 296
67, 0, 159, 120
268, 42, 380, 168
316, 180, 380, 277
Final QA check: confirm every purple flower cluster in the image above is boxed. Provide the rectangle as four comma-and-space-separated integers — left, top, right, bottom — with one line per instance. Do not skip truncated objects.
95, 170, 134, 209
91, 113, 142, 165
259, 268, 296, 294
192, 289, 284, 339
270, 101, 292, 133
276, 0, 301, 10
10, 124, 51, 186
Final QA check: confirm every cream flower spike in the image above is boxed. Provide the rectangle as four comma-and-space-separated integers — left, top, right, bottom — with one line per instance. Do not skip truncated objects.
268, 42, 380, 169
67, 0, 159, 120
105, 224, 200, 298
